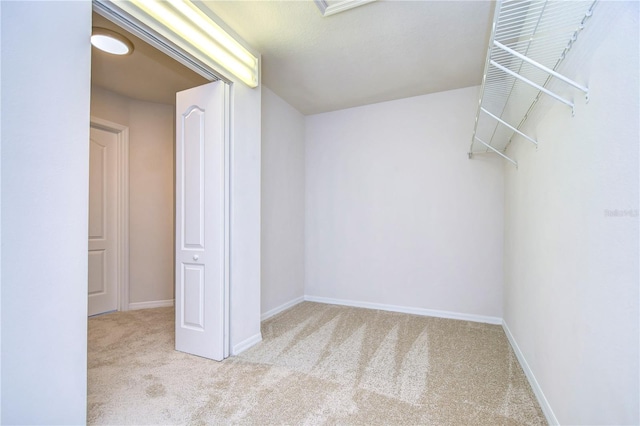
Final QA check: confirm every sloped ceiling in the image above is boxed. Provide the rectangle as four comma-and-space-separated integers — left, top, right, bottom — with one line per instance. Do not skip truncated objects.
201, 0, 494, 115
92, 1, 494, 114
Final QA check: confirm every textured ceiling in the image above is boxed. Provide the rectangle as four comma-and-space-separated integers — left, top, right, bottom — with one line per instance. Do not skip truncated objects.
92, 1, 494, 114
202, 0, 494, 114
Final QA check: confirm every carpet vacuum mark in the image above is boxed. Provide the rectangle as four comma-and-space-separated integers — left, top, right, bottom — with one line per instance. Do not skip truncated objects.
88, 302, 546, 425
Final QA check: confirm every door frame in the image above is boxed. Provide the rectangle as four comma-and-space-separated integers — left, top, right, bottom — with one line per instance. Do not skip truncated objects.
90, 116, 130, 312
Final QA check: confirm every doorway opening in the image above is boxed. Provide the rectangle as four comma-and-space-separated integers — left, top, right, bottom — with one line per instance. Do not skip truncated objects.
89, 11, 209, 317
89, 3, 233, 365
88, 0, 235, 362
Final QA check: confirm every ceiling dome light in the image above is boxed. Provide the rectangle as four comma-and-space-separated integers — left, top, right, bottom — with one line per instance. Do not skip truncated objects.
91, 28, 134, 55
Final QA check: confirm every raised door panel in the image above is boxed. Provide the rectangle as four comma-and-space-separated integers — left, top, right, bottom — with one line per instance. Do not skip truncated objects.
89, 140, 106, 240
182, 107, 205, 249
181, 264, 205, 330
88, 249, 106, 296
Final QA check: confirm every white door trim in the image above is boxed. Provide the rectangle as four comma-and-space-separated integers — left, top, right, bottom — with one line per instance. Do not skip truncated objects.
90, 116, 130, 312
223, 83, 231, 358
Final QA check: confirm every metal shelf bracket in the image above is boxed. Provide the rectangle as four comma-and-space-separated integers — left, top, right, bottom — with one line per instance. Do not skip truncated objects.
468, 0, 597, 167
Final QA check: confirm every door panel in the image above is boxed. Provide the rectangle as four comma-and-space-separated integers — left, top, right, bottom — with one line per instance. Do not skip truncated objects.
89, 141, 106, 239
175, 81, 226, 361
88, 250, 106, 295
182, 107, 205, 249
182, 264, 205, 330
88, 126, 118, 316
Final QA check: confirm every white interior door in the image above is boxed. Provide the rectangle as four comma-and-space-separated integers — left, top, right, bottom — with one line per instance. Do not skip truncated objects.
88, 125, 118, 316
175, 80, 227, 361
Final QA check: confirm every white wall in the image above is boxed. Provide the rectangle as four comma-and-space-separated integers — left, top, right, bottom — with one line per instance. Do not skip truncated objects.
91, 86, 130, 126
261, 86, 305, 317
0, 5, 261, 423
1, 1, 91, 423
228, 81, 262, 354
129, 99, 175, 305
305, 86, 504, 319
91, 86, 175, 306
503, 2, 639, 424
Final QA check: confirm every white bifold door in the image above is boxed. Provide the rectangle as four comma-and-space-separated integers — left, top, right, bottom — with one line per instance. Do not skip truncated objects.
175, 81, 228, 361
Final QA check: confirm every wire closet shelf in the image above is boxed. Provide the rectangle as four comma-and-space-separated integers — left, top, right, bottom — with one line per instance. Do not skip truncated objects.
469, 0, 597, 167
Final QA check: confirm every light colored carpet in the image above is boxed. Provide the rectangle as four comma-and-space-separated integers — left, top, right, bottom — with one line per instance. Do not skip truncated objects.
88, 302, 546, 425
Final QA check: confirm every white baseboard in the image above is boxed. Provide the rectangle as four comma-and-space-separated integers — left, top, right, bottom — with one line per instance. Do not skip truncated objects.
232, 332, 262, 356
261, 296, 305, 321
303, 295, 502, 325
128, 299, 174, 310
502, 320, 558, 425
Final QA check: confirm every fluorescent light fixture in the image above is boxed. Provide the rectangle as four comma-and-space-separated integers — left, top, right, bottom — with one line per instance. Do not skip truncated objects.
91, 27, 134, 55
118, 0, 259, 87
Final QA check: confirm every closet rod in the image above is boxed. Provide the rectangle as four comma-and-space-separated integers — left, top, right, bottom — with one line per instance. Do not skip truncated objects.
480, 107, 538, 146
489, 60, 575, 112
493, 41, 589, 95
473, 136, 518, 167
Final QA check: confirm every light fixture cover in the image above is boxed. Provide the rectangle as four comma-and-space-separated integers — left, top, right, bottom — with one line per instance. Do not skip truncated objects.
114, 0, 259, 88
91, 27, 134, 55
314, 0, 377, 17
